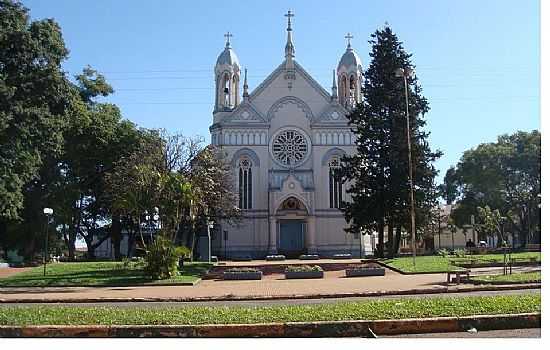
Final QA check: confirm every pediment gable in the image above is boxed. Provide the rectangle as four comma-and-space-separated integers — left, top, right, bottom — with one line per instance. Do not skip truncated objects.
220, 101, 267, 124
314, 103, 350, 124
248, 60, 332, 108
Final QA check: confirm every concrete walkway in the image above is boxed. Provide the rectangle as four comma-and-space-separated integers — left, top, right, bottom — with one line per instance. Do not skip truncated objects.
0, 268, 453, 301
0, 262, 539, 302
1, 267, 536, 302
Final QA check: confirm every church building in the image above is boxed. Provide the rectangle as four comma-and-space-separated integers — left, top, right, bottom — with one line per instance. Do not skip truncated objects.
209, 11, 368, 258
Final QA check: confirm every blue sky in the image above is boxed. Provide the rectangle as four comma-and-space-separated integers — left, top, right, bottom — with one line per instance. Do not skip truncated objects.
23, 0, 540, 182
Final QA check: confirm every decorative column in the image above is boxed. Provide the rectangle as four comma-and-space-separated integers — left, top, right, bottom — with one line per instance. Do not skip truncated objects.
269, 217, 278, 254
307, 216, 318, 254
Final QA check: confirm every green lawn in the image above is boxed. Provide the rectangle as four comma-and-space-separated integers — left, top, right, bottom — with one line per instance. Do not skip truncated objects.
382, 252, 541, 273
470, 271, 541, 284
0, 261, 212, 287
0, 294, 539, 326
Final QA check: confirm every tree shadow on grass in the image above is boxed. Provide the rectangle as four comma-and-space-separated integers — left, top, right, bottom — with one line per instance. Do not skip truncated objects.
0, 264, 212, 287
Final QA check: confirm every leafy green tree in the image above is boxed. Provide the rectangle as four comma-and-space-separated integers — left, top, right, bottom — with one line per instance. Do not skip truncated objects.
0, 0, 72, 220
439, 167, 459, 205
475, 205, 505, 246
449, 130, 540, 247
339, 25, 441, 257
45, 67, 143, 259
179, 145, 240, 257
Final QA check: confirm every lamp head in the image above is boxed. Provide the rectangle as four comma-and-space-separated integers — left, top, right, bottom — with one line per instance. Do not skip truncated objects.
43, 208, 53, 215
394, 67, 414, 78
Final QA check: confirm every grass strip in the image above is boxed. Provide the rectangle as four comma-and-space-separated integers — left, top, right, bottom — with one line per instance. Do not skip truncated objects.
470, 271, 541, 283
0, 294, 540, 326
0, 262, 212, 287
382, 252, 541, 273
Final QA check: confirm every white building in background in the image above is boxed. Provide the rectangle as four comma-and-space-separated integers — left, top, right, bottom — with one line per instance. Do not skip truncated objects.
209, 11, 370, 258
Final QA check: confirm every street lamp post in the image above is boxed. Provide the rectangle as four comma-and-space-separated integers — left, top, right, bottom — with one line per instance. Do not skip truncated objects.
43, 208, 54, 276
395, 67, 416, 267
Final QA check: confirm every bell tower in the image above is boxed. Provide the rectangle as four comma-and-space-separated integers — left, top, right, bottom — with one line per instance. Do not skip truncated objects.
214, 32, 241, 112
337, 33, 363, 108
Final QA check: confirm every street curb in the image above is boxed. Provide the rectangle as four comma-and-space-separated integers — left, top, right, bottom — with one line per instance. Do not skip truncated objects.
0, 279, 201, 288
0, 283, 540, 304
0, 313, 540, 337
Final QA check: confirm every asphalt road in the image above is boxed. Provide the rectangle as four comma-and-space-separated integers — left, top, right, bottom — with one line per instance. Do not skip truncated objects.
0, 288, 539, 308
383, 328, 541, 338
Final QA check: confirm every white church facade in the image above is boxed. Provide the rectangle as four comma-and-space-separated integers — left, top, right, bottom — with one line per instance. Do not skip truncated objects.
209, 12, 369, 258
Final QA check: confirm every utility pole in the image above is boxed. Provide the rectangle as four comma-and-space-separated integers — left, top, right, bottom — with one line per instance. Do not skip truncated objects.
43, 208, 53, 276
395, 67, 416, 267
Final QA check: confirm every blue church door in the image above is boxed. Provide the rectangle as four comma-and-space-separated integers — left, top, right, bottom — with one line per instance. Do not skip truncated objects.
279, 220, 305, 256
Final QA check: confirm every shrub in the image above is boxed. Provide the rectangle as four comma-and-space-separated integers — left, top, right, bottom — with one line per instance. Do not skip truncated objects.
144, 236, 185, 279
454, 249, 467, 258
437, 249, 450, 257
285, 265, 323, 273
353, 263, 381, 269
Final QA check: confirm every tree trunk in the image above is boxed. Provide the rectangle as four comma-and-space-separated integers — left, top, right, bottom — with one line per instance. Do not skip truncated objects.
127, 230, 135, 258
111, 214, 122, 260
393, 225, 402, 256
377, 220, 385, 258
387, 221, 394, 258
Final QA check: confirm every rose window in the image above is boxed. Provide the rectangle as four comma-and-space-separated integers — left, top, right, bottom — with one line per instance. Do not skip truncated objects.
271, 129, 309, 167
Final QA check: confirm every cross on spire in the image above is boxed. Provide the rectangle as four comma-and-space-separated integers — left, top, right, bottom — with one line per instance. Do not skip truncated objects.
285, 10, 294, 31
224, 32, 233, 47
345, 33, 354, 48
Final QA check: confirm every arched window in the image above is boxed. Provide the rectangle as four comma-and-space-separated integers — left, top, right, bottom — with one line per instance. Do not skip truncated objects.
349, 75, 356, 107
338, 75, 348, 105
238, 157, 252, 209
328, 156, 343, 209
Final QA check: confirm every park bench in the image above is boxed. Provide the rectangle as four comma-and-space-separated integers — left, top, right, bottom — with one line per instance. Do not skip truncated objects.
525, 244, 541, 252
510, 257, 539, 265
447, 270, 471, 284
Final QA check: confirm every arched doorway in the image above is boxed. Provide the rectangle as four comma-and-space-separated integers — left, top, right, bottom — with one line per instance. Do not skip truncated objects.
276, 196, 308, 257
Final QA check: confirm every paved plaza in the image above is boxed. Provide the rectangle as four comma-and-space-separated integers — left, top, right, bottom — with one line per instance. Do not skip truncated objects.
0, 260, 540, 302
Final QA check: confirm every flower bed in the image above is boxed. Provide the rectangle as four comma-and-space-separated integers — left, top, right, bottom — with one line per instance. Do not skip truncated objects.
345, 264, 385, 277
266, 255, 286, 261
285, 265, 324, 279
223, 268, 262, 280
299, 254, 320, 260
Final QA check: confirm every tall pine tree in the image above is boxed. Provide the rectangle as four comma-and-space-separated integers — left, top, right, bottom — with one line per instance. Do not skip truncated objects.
340, 25, 441, 257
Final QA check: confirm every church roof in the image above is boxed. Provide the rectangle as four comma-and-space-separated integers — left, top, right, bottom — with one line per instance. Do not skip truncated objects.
338, 34, 362, 72
338, 48, 362, 70
248, 60, 332, 103
215, 33, 240, 72
216, 47, 240, 68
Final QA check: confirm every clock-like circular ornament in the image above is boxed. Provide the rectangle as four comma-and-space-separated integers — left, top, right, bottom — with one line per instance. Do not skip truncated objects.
270, 127, 311, 167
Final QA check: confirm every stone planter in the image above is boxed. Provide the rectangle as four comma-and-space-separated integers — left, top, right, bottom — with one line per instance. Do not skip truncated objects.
299, 254, 320, 260
345, 267, 385, 277
333, 253, 352, 259
266, 255, 286, 261
223, 271, 263, 280
231, 256, 252, 262
285, 271, 324, 279
0, 263, 9, 269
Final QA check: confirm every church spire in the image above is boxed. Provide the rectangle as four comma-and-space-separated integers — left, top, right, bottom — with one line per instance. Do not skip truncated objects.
243, 68, 249, 101
224, 31, 233, 48
345, 32, 353, 51
284, 10, 295, 65
331, 69, 337, 101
